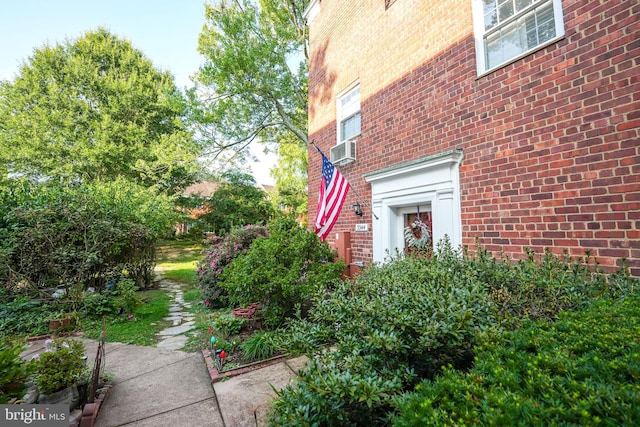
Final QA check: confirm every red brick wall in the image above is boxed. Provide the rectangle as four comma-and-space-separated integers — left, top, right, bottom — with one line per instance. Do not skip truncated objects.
308, 0, 640, 275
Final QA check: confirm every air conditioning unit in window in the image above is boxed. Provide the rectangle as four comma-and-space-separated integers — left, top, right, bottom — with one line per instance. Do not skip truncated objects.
330, 138, 356, 165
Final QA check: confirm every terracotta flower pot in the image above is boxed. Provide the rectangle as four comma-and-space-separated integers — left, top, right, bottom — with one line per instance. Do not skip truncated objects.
48, 317, 72, 331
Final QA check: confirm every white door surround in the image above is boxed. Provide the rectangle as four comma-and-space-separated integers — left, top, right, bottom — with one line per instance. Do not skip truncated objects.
363, 150, 463, 263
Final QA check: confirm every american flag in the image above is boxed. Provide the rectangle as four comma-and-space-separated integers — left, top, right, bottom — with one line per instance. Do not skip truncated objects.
314, 151, 350, 241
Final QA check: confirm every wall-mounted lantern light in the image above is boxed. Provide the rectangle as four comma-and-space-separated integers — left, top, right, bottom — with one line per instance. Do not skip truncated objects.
353, 201, 363, 216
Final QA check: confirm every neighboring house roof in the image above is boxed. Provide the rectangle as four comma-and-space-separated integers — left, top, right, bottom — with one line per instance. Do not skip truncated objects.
184, 180, 275, 198
183, 181, 220, 198
257, 183, 275, 194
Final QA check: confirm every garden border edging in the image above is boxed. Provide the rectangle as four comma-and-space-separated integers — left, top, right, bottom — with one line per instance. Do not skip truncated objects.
201, 349, 288, 383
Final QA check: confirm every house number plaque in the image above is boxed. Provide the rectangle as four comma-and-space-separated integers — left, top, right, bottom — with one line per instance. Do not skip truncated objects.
355, 223, 368, 232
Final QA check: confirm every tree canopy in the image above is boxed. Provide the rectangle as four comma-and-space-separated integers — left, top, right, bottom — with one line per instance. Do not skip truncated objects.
191, 0, 308, 167
270, 133, 308, 221
200, 171, 274, 234
0, 28, 200, 193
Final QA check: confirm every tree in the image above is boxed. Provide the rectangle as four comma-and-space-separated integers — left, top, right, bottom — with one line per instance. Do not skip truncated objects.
200, 171, 274, 234
270, 133, 308, 222
0, 28, 200, 193
190, 0, 308, 168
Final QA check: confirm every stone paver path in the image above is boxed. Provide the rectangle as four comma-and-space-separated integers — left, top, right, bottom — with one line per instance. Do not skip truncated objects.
155, 277, 195, 351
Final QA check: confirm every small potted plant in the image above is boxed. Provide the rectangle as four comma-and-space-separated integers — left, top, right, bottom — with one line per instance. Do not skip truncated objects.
29, 338, 88, 410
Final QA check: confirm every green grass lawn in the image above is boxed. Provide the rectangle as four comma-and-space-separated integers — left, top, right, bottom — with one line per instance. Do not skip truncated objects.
156, 240, 204, 285
81, 290, 171, 346
82, 240, 206, 347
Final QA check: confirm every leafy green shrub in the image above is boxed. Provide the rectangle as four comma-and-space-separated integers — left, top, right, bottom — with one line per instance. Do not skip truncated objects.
211, 313, 246, 337
221, 218, 345, 328
467, 245, 637, 324
29, 339, 87, 395
112, 279, 142, 315
0, 179, 176, 296
241, 331, 279, 361
82, 292, 116, 318
392, 295, 640, 426
81, 279, 141, 318
0, 340, 29, 403
271, 240, 496, 425
196, 224, 268, 308
270, 240, 639, 425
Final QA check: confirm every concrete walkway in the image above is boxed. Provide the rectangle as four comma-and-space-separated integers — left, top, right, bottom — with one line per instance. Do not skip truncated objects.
21, 338, 306, 427
19, 271, 307, 426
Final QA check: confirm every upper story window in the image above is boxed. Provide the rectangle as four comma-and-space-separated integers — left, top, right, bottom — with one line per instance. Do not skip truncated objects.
472, 0, 565, 75
337, 84, 361, 144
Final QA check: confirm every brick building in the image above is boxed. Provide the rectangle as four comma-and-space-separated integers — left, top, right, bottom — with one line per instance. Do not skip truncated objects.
305, 0, 640, 275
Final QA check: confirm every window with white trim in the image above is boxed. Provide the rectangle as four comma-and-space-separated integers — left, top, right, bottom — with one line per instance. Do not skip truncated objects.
472, 0, 565, 74
337, 84, 360, 143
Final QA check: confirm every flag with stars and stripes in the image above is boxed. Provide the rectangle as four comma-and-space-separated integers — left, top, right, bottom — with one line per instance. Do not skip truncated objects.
314, 151, 350, 241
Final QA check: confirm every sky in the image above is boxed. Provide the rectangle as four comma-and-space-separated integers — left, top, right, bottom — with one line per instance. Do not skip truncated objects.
0, 0, 276, 185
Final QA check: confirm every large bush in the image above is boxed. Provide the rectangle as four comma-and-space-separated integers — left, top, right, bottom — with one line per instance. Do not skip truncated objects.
0, 179, 177, 296
221, 218, 345, 328
270, 241, 639, 425
392, 295, 640, 426
467, 245, 634, 324
196, 224, 269, 308
271, 240, 496, 425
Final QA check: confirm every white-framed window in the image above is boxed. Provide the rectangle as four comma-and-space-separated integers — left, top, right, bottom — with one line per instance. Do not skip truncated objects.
472, 0, 565, 75
337, 83, 361, 144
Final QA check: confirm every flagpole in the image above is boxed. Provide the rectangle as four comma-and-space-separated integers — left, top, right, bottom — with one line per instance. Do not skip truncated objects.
349, 183, 379, 220
311, 141, 379, 220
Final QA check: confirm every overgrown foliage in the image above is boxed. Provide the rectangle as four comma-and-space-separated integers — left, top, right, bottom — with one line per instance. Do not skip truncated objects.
270, 242, 639, 425
211, 313, 246, 337
392, 295, 640, 426
196, 224, 269, 308
271, 241, 494, 425
0, 291, 71, 337
0, 179, 177, 297
467, 245, 634, 325
0, 340, 29, 403
221, 218, 345, 328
